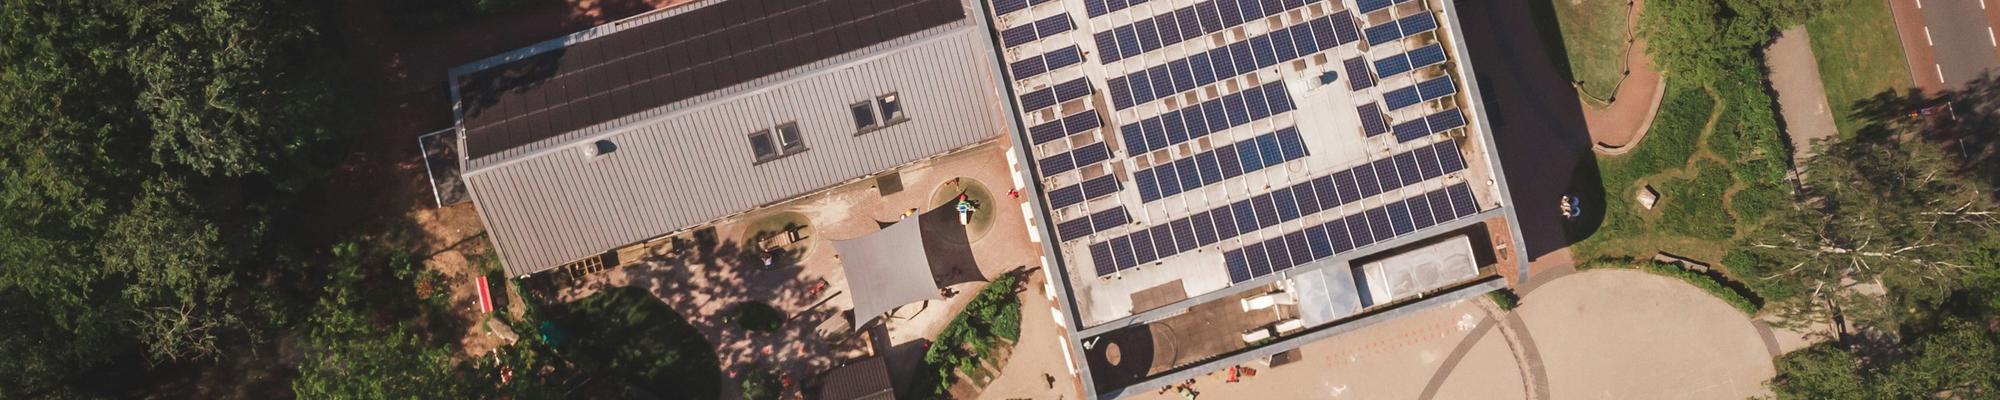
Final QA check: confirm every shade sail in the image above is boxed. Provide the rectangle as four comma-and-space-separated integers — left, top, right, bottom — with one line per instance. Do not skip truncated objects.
833, 219, 944, 325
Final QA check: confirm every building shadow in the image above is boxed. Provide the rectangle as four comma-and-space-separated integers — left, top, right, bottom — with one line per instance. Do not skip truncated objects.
1456, 0, 1609, 261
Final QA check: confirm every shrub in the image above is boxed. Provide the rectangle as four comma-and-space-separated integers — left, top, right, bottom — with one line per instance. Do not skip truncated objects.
1487, 288, 1520, 311
727, 302, 784, 333
1579, 259, 1762, 314
740, 367, 781, 400
909, 273, 1026, 398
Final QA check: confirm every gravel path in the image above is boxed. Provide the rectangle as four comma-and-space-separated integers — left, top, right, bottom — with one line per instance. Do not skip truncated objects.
1766, 26, 1839, 163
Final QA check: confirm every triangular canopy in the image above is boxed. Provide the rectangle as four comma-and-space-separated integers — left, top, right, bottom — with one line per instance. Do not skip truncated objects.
833, 219, 943, 326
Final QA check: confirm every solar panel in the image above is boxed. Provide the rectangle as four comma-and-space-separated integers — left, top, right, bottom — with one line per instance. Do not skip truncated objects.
1129, 229, 1157, 264
1435, 141, 1466, 172
1294, 180, 1323, 215
1372, 159, 1401, 192
1148, 67, 1175, 100
1313, 175, 1340, 208
1427, 108, 1467, 132
1057, 216, 1094, 241
1343, 57, 1375, 90
1218, 0, 1244, 26
1045, 46, 1083, 70
1392, 118, 1430, 142
1332, 11, 1360, 45
1273, 187, 1301, 221
1418, 76, 1457, 100
1107, 77, 1133, 109
1395, 152, 1423, 186
1276, 127, 1307, 159
1415, 144, 1444, 179
1225, 248, 1252, 283
1010, 57, 1046, 80
1003, 25, 1040, 48
1150, 224, 1179, 257
1196, 1, 1223, 32
1255, 134, 1284, 166
1084, 0, 1108, 16
1250, 36, 1278, 69
1135, 23, 1161, 53
1195, 152, 1223, 183
1192, 211, 1219, 244
1245, 242, 1272, 276
1216, 145, 1245, 177
1304, 225, 1334, 259
995, 0, 1030, 15
1386, 202, 1415, 235
1092, 206, 1129, 231
1353, 162, 1381, 197
1176, 8, 1202, 39
1155, 164, 1183, 198
1064, 111, 1101, 135
1172, 218, 1199, 251
1169, 59, 1196, 93
1283, 231, 1312, 269
1358, 103, 1388, 136
1082, 174, 1121, 198
1048, 185, 1085, 209
1262, 238, 1290, 273
1038, 150, 1075, 174
1399, 13, 1437, 36
1115, 27, 1141, 59
1030, 119, 1067, 144
1325, 218, 1354, 252
1344, 213, 1374, 247
1142, 118, 1168, 153
1356, 0, 1392, 13
1333, 170, 1360, 203
1231, 202, 1258, 233
1407, 193, 1436, 229
1134, 169, 1161, 201
1374, 53, 1413, 78
1448, 183, 1479, 216
1266, 82, 1296, 113
1366, 208, 1394, 241
1075, 142, 1113, 166
1251, 193, 1280, 229
1055, 78, 1092, 102
1384, 86, 1422, 110
1090, 242, 1117, 276
1427, 190, 1456, 221
1364, 21, 1401, 46
1111, 236, 1137, 269
1271, 29, 1299, 61
1409, 43, 1447, 68
1175, 158, 1202, 189
1236, 136, 1264, 171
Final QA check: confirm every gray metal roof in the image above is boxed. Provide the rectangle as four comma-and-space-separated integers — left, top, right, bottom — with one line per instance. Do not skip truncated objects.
457, 0, 1010, 275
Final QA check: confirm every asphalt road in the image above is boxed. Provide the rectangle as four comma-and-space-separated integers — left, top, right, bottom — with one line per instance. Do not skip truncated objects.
1901, 0, 2000, 90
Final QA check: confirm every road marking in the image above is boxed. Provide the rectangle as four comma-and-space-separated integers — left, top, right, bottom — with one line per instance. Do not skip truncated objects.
1991, 26, 1997, 47
1936, 64, 1947, 83
1916, 0, 1922, 9
1925, 26, 1934, 46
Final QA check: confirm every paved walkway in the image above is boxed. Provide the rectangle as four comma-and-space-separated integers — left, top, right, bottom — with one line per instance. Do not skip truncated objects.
1766, 26, 1839, 162
1580, 0, 1667, 154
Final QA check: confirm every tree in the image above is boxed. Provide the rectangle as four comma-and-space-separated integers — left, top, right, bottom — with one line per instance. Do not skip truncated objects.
1769, 345, 1872, 400
292, 244, 479, 399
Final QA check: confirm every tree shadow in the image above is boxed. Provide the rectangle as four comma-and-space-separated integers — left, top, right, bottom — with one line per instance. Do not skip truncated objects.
1843, 71, 2000, 192
1456, 0, 1609, 261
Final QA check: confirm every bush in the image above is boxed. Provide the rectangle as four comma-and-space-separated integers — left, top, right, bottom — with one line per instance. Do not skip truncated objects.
909, 273, 1026, 398
727, 302, 784, 333
550, 287, 721, 399
740, 367, 781, 400
1579, 259, 1762, 314
1487, 288, 1520, 311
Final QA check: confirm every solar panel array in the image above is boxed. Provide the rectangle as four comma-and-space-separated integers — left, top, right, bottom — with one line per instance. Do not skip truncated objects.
1020, 78, 1093, 111
1355, 0, 1414, 14
1092, 0, 1314, 63
1002, 14, 1076, 48
1031, 110, 1104, 144
1357, 102, 1389, 137
1011, 46, 1085, 81
1038, 141, 1114, 175
1047, 174, 1123, 209
1083, 0, 1155, 17
1059, 206, 1133, 242
1090, 141, 1468, 276
1119, 81, 1292, 154
1382, 75, 1456, 110
1135, 127, 1307, 202
1390, 108, 1466, 142
1362, 12, 1437, 46
995, 0, 1060, 16
1342, 57, 1375, 90
1106, 12, 1358, 110
1372, 43, 1446, 78
1223, 182, 1480, 283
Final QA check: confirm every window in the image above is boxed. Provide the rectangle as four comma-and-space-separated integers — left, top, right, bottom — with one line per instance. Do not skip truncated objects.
748, 130, 779, 160
851, 102, 878, 130
776, 123, 804, 151
877, 93, 904, 121
749, 122, 807, 163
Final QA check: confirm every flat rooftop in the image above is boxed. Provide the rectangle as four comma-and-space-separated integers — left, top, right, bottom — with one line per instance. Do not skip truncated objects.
992, 0, 1521, 396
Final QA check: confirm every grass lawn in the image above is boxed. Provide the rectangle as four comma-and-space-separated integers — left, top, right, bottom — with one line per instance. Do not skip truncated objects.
1806, 0, 1912, 139
1578, 82, 1733, 260
1549, 0, 1634, 101
552, 287, 721, 399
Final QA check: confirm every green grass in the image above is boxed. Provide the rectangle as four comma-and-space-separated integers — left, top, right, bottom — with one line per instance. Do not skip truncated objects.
1656, 160, 1736, 241
552, 287, 721, 399
1806, 0, 1913, 139
1550, 0, 1635, 101
1584, 82, 1714, 251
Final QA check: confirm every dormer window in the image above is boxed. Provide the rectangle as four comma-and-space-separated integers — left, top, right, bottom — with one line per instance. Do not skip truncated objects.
749, 121, 808, 164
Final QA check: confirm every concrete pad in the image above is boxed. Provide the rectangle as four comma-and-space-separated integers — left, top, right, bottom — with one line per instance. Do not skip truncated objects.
1767, 26, 1839, 162
1428, 327, 1527, 400
1518, 269, 1775, 400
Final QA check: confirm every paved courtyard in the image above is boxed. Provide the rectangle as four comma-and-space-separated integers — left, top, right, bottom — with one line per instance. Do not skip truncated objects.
549, 139, 1059, 398
1123, 269, 1776, 400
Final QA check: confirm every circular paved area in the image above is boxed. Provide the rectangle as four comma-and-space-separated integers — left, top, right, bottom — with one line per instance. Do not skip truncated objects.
1514, 269, 1774, 399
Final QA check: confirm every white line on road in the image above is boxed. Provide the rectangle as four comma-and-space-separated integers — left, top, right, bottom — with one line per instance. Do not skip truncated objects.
1916, 0, 1923, 9
1991, 26, 1997, 47
1925, 26, 1935, 46
1936, 64, 1947, 83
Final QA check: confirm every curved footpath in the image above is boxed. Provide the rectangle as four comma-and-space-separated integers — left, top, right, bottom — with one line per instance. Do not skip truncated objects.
1580, 0, 1667, 155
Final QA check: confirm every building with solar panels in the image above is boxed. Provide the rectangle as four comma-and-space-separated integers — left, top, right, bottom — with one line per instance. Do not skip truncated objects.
995, 0, 1526, 396
449, 0, 1012, 276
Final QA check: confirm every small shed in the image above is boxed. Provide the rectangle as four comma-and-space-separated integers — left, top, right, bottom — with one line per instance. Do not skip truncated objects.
817, 356, 896, 400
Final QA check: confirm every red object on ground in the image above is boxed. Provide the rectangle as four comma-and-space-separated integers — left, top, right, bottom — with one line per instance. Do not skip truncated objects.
476, 276, 494, 314
1226, 367, 1240, 383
